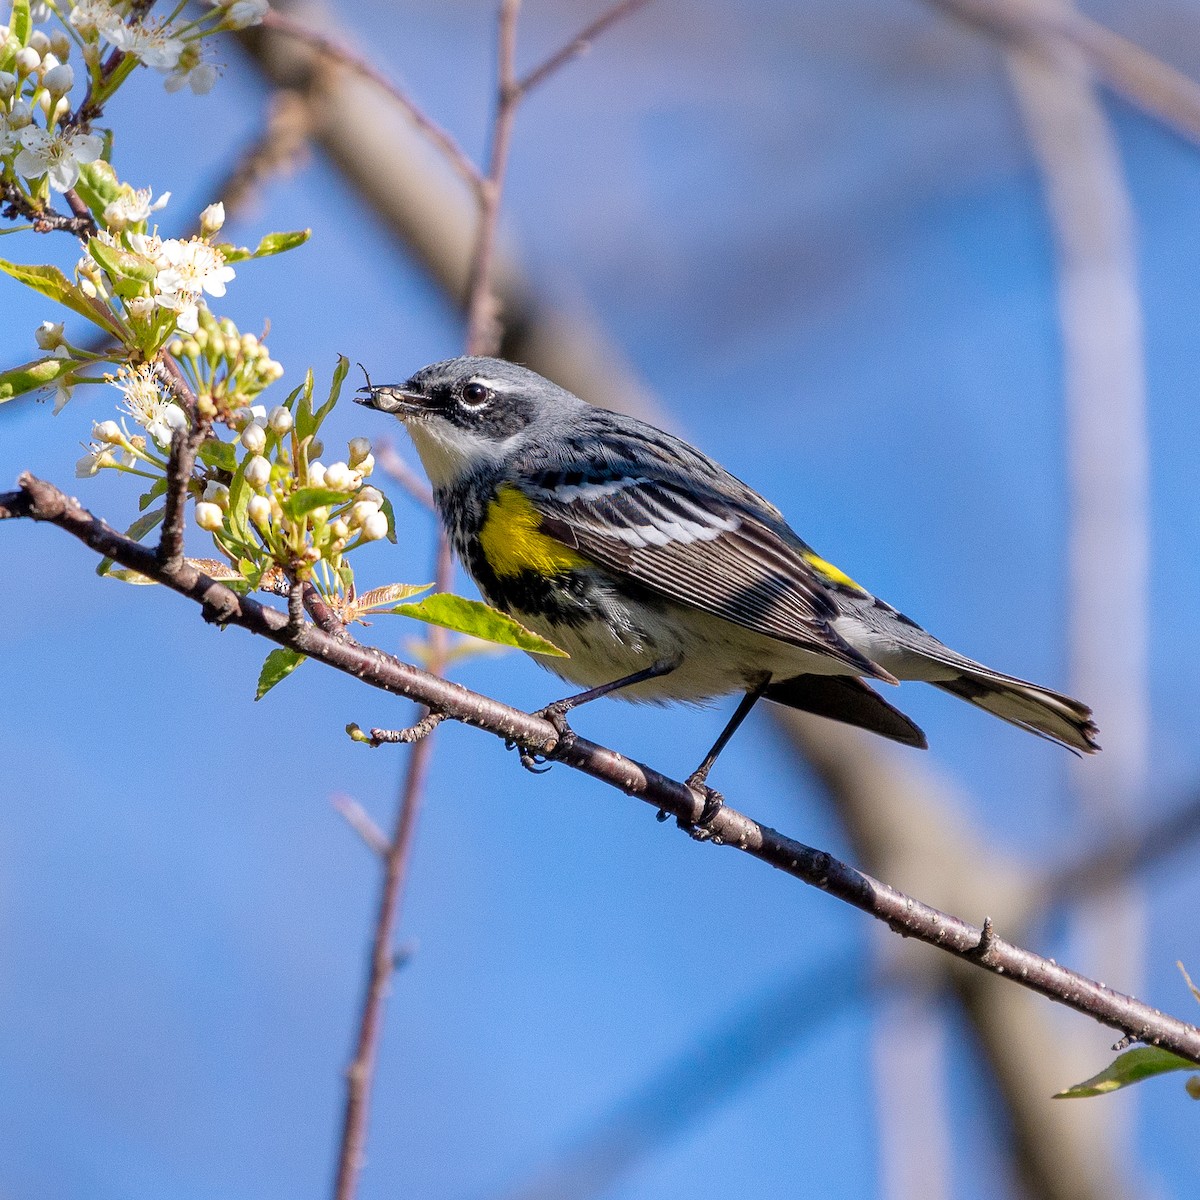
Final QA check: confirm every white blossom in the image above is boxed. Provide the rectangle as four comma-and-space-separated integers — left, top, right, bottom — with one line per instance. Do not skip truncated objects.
114, 365, 187, 447
223, 0, 268, 28
103, 185, 170, 230
106, 21, 183, 71
164, 56, 216, 95
156, 238, 235, 299
14, 125, 103, 192
68, 0, 125, 41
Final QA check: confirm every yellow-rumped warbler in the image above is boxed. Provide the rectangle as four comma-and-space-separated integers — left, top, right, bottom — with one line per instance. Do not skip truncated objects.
357, 357, 1098, 787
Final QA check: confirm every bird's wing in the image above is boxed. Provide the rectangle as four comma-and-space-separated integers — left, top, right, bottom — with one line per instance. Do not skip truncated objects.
523, 469, 894, 682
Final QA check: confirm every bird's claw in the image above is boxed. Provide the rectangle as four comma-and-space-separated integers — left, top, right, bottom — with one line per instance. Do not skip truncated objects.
507, 706, 578, 775
682, 773, 725, 841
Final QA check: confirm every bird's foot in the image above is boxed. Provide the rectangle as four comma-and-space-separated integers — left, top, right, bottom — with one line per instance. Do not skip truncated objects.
681, 771, 725, 842
508, 702, 577, 773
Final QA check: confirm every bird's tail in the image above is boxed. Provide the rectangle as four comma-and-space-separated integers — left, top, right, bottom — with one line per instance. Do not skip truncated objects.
932, 667, 1099, 754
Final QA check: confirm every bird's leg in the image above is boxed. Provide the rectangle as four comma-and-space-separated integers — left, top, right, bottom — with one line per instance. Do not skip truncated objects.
515, 657, 682, 773
681, 677, 770, 831
535, 656, 682, 735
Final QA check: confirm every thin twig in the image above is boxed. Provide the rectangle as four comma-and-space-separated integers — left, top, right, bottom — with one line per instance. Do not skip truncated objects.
463, 0, 523, 357
331, 793, 390, 857
516, 0, 656, 96
260, 9, 484, 193
7, 471, 1200, 1064
332, 527, 453, 1200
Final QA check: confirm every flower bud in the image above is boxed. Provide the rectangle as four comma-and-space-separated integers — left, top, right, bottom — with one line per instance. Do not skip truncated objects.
349, 499, 379, 528
330, 518, 349, 540
203, 481, 230, 509
267, 405, 293, 435
6, 101, 32, 130
29, 31, 49, 54
353, 453, 374, 478
42, 63, 73, 95
357, 486, 383, 506
15, 47, 40, 75
244, 455, 271, 490
361, 511, 389, 542
247, 495, 272, 527
35, 320, 65, 350
93, 420, 122, 443
0, 72, 17, 99
199, 202, 225, 236
347, 437, 371, 466
323, 461, 353, 491
195, 501, 223, 531
307, 462, 326, 488
240, 422, 267, 454
49, 31, 71, 60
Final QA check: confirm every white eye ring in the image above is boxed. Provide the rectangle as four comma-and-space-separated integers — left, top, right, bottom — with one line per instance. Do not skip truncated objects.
460, 381, 491, 408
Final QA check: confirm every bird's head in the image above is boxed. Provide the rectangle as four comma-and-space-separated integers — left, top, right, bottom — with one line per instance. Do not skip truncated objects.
356, 356, 582, 487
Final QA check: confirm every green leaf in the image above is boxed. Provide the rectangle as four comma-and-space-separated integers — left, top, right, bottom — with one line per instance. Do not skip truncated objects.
256, 647, 306, 700
138, 477, 168, 510
378, 491, 398, 544
0, 355, 76, 402
387, 593, 568, 657
226, 451, 252, 547
9, 0, 30, 46
217, 230, 311, 262
312, 354, 349, 430
280, 486, 348, 521
95, 507, 166, 578
125, 506, 166, 543
74, 161, 124, 218
294, 368, 317, 441
88, 236, 157, 284
0, 258, 125, 339
198, 437, 239, 473
1055, 1047, 1196, 1098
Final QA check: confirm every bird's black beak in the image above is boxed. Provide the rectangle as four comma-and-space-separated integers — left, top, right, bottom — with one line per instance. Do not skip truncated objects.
354, 383, 428, 416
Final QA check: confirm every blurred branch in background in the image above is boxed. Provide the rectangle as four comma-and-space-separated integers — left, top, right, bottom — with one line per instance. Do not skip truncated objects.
1004, 0, 1150, 1175
928, 0, 1200, 145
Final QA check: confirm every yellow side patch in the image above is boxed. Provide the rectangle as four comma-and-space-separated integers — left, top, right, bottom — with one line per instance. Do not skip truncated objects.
479, 484, 588, 578
803, 550, 867, 594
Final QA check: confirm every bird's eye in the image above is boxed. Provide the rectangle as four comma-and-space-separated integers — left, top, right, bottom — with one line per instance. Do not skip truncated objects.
461, 381, 491, 408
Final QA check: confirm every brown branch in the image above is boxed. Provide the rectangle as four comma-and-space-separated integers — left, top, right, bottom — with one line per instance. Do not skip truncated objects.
516, 0, 656, 96
155, 360, 207, 571
7, 470, 1200, 1065
259, 9, 484, 193
1, 181, 97, 240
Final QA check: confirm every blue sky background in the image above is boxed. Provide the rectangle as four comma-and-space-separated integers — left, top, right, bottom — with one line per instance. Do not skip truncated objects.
1, 1, 1199, 1197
